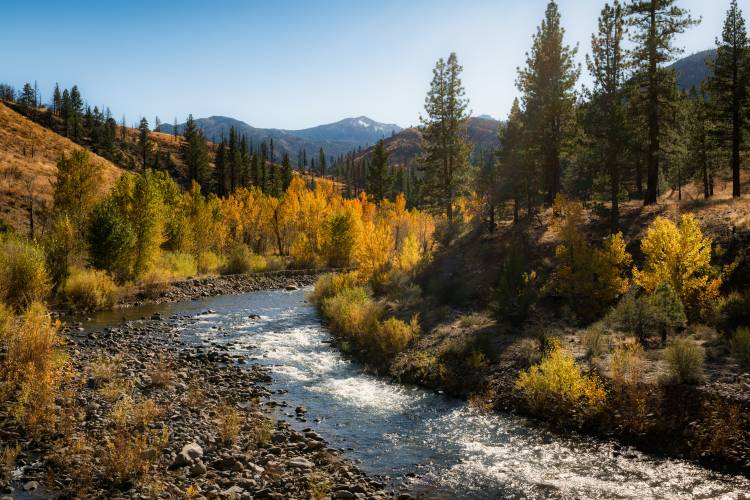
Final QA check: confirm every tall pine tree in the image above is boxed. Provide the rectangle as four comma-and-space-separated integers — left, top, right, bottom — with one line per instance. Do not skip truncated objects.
627, 0, 698, 205
367, 139, 392, 202
708, 0, 747, 198
517, 0, 579, 205
587, 1, 627, 230
420, 52, 471, 221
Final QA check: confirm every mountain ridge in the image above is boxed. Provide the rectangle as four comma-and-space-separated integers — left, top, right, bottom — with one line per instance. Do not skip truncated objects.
158, 115, 402, 159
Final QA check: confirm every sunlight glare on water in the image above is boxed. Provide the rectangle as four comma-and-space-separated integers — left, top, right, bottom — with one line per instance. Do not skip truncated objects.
86, 288, 750, 499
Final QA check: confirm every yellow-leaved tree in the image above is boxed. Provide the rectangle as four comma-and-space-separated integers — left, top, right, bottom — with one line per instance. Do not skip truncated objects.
553, 196, 631, 321
633, 214, 721, 317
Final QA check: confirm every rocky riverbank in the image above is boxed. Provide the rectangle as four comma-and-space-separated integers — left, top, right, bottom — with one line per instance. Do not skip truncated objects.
1, 308, 391, 499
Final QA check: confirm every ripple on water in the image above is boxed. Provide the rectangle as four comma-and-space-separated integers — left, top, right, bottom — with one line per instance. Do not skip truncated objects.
91, 289, 750, 500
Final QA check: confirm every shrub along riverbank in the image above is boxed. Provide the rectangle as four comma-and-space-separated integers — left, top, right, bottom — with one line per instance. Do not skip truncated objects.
310, 197, 750, 476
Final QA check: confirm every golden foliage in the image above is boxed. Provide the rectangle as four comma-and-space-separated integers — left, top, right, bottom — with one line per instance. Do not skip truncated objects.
553, 196, 631, 321
0, 302, 68, 436
515, 338, 606, 419
634, 214, 721, 317
62, 266, 119, 312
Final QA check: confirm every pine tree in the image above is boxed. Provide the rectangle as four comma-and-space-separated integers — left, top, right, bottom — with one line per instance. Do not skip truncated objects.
420, 52, 471, 221
281, 152, 293, 192
708, 0, 747, 198
368, 139, 392, 202
181, 114, 210, 185
517, 1, 579, 205
52, 83, 62, 115
318, 147, 327, 176
587, 1, 627, 230
69, 85, 84, 141
20, 83, 35, 108
497, 98, 528, 223
686, 87, 715, 199
138, 117, 150, 170
228, 127, 238, 192
626, 0, 698, 205
214, 140, 227, 196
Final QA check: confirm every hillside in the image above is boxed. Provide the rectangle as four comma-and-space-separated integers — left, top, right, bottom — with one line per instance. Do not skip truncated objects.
0, 102, 123, 234
352, 116, 501, 167
669, 48, 716, 91
158, 115, 402, 159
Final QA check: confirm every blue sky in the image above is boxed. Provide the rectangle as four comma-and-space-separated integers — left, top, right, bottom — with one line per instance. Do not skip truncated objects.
1, 0, 726, 129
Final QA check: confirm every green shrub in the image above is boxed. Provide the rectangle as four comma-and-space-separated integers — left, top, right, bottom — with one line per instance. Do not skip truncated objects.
515, 338, 606, 420
62, 267, 119, 312
196, 251, 222, 275
717, 290, 750, 332
0, 238, 51, 312
649, 283, 687, 343
607, 290, 657, 343
161, 252, 197, 279
494, 238, 537, 323
664, 337, 704, 384
730, 327, 750, 370
222, 245, 266, 275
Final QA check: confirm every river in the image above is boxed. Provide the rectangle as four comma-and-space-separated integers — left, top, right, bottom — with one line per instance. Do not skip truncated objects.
84, 288, 750, 499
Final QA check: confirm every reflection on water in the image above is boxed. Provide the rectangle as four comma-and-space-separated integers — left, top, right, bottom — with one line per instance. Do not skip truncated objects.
83, 288, 750, 499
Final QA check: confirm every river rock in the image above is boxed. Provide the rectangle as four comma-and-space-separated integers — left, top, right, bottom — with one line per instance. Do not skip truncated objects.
22, 481, 38, 492
288, 457, 314, 469
172, 442, 203, 467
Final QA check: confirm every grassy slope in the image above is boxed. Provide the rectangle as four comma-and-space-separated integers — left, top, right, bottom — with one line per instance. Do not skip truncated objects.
0, 102, 124, 233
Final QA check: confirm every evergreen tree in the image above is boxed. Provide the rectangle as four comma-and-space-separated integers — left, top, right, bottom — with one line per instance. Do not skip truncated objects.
497, 98, 528, 223
228, 127, 239, 192
318, 147, 327, 176
707, 0, 747, 198
240, 135, 250, 187
52, 83, 62, 115
138, 117, 151, 170
587, 1, 627, 230
20, 83, 35, 108
368, 139, 392, 202
215, 140, 227, 196
181, 114, 210, 185
626, 0, 698, 205
69, 85, 84, 141
420, 52, 471, 221
517, 0, 579, 205
281, 152, 293, 192
686, 87, 716, 199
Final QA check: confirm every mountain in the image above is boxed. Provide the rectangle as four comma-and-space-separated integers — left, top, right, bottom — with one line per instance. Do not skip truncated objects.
351, 116, 501, 168
157, 116, 402, 160
669, 49, 716, 91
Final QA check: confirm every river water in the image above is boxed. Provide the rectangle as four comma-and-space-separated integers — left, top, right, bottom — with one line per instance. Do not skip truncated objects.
85, 288, 750, 499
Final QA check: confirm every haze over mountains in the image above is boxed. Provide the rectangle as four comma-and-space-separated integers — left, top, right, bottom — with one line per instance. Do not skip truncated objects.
158, 115, 402, 159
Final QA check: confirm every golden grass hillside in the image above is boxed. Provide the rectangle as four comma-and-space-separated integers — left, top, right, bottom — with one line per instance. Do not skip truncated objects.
0, 103, 123, 233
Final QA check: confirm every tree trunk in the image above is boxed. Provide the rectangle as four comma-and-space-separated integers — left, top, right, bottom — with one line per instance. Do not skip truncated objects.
732, 108, 741, 197
702, 162, 710, 199
644, 4, 659, 206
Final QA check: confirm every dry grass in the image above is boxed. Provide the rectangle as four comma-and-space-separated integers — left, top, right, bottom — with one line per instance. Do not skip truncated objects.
0, 103, 122, 232
216, 402, 242, 444
146, 354, 174, 388
1, 302, 69, 437
1, 444, 20, 484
